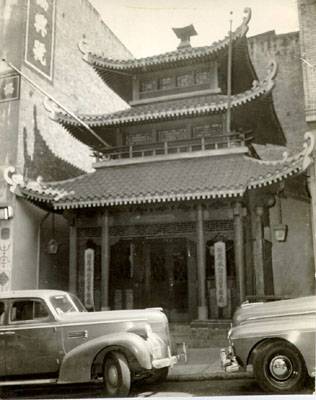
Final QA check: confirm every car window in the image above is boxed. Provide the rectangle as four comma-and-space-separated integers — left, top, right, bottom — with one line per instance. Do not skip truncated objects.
0, 301, 5, 325
50, 294, 86, 314
10, 300, 49, 323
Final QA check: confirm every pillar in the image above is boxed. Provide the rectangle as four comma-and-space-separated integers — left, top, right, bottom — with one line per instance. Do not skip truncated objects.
253, 206, 265, 296
101, 209, 110, 310
196, 203, 208, 320
233, 202, 245, 303
68, 222, 77, 294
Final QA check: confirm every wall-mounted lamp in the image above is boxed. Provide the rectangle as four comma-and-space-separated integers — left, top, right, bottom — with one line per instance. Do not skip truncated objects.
273, 185, 288, 242
47, 238, 59, 254
273, 224, 288, 242
47, 214, 59, 254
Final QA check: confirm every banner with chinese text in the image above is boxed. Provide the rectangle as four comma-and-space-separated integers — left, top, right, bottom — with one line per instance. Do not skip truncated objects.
214, 241, 228, 308
25, 0, 56, 80
84, 248, 95, 310
0, 223, 12, 292
0, 75, 20, 103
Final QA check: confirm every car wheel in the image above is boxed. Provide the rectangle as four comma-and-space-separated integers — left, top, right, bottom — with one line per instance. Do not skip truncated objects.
253, 340, 307, 393
143, 367, 169, 384
103, 351, 131, 397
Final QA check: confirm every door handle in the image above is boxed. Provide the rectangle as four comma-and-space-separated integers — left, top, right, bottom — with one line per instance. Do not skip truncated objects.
0, 331, 15, 335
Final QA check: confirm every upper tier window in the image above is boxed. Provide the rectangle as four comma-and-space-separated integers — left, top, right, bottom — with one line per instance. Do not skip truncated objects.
140, 67, 216, 94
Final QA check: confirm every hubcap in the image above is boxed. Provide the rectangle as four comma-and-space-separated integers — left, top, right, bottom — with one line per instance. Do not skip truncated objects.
107, 365, 119, 387
269, 355, 293, 381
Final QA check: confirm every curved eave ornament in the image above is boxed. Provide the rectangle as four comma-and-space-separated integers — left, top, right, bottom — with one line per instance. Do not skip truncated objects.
77, 8, 252, 72
247, 131, 315, 189
3, 167, 74, 203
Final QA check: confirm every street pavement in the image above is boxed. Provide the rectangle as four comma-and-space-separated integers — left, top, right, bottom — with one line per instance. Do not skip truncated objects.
0, 347, 314, 398
168, 347, 252, 381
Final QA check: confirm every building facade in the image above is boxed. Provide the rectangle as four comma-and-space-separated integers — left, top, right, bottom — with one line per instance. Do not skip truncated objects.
4, 8, 315, 323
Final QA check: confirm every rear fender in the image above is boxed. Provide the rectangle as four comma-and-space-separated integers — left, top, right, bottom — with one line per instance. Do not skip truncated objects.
58, 332, 151, 383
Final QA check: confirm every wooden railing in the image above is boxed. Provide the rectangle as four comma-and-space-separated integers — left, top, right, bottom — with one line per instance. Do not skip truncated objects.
95, 133, 246, 162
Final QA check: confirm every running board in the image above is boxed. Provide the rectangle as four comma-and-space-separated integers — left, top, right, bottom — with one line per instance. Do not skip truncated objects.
0, 378, 57, 386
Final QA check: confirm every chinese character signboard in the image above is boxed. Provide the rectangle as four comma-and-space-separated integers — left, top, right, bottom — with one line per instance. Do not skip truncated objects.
0, 75, 20, 103
0, 225, 12, 292
25, 0, 56, 80
84, 248, 95, 310
214, 241, 228, 308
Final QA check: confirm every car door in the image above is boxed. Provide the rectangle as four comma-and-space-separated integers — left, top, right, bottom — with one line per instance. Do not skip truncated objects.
5, 298, 60, 377
0, 300, 6, 375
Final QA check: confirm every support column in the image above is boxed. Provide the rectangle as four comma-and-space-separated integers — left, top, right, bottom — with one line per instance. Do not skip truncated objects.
143, 241, 151, 306
68, 222, 77, 294
101, 209, 110, 310
253, 206, 265, 296
233, 202, 245, 303
196, 203, 208, 320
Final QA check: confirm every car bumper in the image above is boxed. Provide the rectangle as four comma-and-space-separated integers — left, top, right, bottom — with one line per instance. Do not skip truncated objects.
152, 342, 187, 369
220, 346, 243, 372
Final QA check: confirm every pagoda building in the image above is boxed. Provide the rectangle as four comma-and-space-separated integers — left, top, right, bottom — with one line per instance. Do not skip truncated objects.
6, 8, 314, 321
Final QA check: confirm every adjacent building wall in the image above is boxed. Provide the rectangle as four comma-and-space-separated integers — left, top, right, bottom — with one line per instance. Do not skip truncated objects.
270, 195, 314, 297
248, 31, 308, 149
0, 0, 132, 291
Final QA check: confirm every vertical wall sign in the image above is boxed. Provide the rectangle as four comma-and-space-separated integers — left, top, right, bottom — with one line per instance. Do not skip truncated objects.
84, 248, 95, 310
0, 75, 20, 103
214, 241, 228, 308
0, 225, 12, 292
25, 0, 56, 81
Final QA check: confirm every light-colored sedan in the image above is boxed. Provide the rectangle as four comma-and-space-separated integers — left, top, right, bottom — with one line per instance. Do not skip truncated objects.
221, 295, 316, 393
0, 290, 185, 396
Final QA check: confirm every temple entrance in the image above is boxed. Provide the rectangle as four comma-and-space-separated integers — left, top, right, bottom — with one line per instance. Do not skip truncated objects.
149, 238, 188, 321
110, 238, 189, 321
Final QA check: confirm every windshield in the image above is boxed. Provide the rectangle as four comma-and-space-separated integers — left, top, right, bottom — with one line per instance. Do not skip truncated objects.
50, 294, 87, 314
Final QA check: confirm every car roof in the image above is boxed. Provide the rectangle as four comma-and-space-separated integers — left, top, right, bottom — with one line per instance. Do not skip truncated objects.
0, 289, 69, 300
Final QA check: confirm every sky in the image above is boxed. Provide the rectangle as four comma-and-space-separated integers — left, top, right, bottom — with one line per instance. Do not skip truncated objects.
89, 0, 299, 58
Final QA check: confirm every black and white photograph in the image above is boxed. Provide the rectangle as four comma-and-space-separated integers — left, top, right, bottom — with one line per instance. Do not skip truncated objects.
0, 0, 315, 398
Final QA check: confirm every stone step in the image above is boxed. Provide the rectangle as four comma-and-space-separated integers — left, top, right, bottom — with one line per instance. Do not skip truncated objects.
170, 321, 230, 348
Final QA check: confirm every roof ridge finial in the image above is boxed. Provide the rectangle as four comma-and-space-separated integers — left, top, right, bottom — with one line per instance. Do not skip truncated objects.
172, 24, 198, 49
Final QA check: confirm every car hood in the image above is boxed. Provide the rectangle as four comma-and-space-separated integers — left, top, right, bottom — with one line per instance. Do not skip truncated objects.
233, 295, 316, 326
56, 308, 166, 325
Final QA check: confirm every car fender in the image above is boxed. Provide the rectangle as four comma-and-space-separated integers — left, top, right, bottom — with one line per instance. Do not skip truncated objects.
58, 331, 152, 383
231, 318, 316, 376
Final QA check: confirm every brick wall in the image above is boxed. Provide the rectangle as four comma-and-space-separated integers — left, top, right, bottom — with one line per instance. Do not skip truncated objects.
297, 0, 316, 126
1, 0, 132, 180
248, 30, 308, 148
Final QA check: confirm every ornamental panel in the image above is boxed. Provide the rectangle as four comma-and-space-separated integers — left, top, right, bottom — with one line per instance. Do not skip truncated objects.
176, 73, 194, 88
158, 128, 188, 142
25, 0, 56, 81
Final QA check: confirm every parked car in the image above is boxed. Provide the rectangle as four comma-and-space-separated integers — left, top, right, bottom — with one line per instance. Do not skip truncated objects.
0, 290, 186, 396
221, 295, 316, 393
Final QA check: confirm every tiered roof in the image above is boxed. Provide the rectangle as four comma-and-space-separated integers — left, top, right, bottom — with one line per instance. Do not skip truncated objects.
46, 61, 278, 148
77, 8, 252, 101
8, 132, 314, 210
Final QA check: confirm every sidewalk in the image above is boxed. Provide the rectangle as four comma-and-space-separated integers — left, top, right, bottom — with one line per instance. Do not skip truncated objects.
168, 347, 253, 381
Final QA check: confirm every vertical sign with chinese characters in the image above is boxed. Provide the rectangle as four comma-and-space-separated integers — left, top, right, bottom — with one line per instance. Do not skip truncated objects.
25, 0, 56, 81
84, 248, 95, 310
214, 241, 227, 308
0, 75, 20, 103
0, 225, 12, 292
